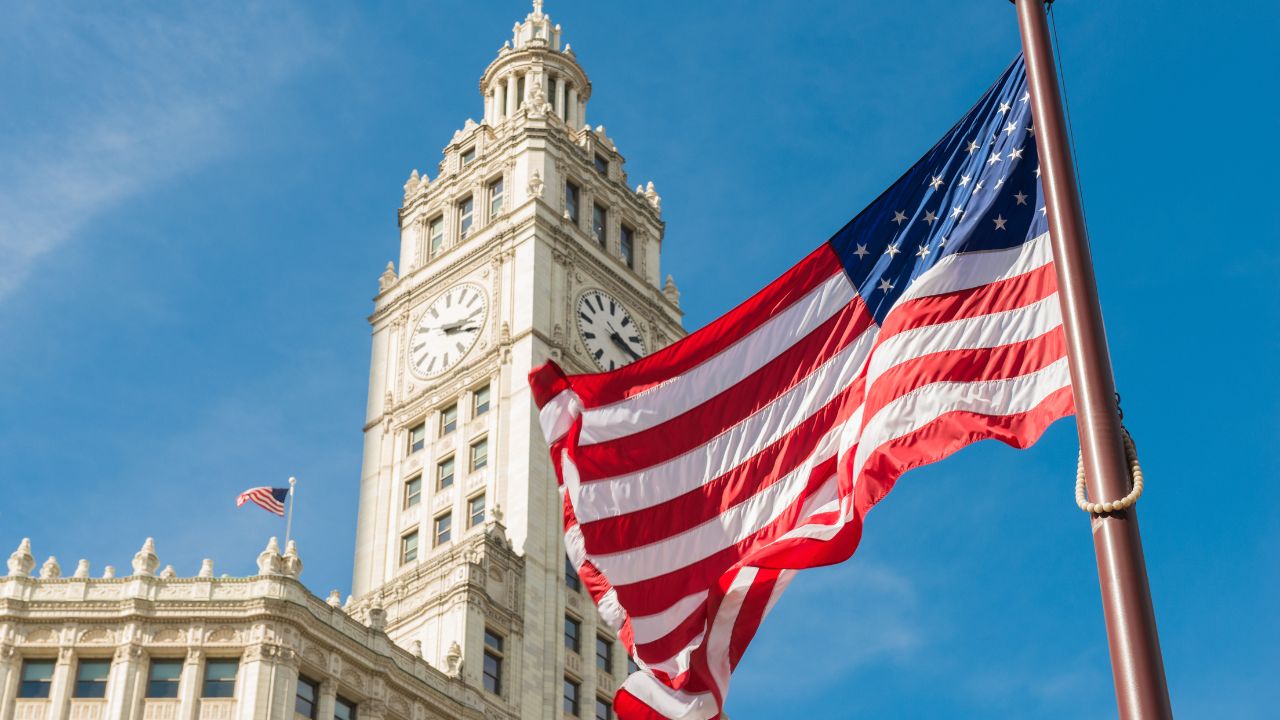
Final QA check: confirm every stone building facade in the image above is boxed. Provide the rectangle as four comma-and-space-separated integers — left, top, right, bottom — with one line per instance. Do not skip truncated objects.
1, 3, 681, 720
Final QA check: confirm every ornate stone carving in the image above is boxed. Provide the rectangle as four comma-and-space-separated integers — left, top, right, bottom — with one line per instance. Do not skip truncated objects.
115, 643, 143, 662
102, 565, 116, 579
444, 641, 462, 676
379, 262, 398, 292
663, 274, 681, 307
39, 556, 60, 579
197, 559, 214, 578
327, 590, 343, 608
159, 565, 176, 579
283, 540, 303, 579
403, 169, 420, 202
132, 538, 159, 577
7, 538, 34, 577
73, 559, 90, 578
644, 181, 662, 214
528, 169, 544, 199
256, 537, 283, 576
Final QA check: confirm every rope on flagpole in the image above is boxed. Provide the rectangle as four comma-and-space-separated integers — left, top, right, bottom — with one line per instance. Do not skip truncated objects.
1075, 426, 1144, 514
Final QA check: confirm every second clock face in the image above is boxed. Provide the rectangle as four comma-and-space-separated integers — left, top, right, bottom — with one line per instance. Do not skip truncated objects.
409, 282, 487, 378
577, 289, 647, 371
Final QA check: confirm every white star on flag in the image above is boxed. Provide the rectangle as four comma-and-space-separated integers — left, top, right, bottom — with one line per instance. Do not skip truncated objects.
993, 214, 1008, 230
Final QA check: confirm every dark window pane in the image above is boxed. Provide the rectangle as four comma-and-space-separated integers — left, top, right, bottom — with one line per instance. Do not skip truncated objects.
434, 513, 452, 546
295, 676, 318, 719
441, 404, 457, 435
563, 678, 580, 716
202, 659, 238, 698
401, 531, 419, 564
594, 155, 608, 176
146, 659, 183, 699
566, 182, 580, 223
620, 226, 634, 268
564, 616, 580, 653
74, 659, 110, 698
473, 385, 490, 416
565, 555, 581, 592
595, 635, 612, 671
484, 630, 503, 653
595, 697, 613, 720
469, 494, 485, 527
483, 651, 502, 694
592, 204, 607, 247
437, 457, 455, 489
334, 696, 357, 720
18, 659, 55, 699
408, 423, 426, 454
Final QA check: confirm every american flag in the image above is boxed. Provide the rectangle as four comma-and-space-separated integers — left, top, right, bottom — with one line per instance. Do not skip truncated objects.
235, 486, 290, 517
530, 56, 1072, 720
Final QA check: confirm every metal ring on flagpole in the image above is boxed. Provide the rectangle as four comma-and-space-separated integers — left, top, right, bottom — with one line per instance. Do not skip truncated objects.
1075, 427, 1144, 514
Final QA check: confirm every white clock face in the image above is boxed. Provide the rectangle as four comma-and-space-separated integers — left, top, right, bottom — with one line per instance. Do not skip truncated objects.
577, 289, 647, 371
408, 282, 488, 378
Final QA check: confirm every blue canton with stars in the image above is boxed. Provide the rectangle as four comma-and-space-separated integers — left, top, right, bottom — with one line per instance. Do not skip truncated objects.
827, 55, 1048, 324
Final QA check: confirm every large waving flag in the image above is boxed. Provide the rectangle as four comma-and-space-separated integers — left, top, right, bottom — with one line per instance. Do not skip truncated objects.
530, 56, 1071, 720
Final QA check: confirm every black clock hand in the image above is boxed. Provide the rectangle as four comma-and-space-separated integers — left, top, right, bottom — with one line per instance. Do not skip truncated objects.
609, 331, 642, 361
441, 321, 479, 334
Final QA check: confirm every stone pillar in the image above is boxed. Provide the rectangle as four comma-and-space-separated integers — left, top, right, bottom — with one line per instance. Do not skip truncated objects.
504, 76, 517, 121
47, 648, 74, 720
177, 649, 201, 720
0, 645, 19, 720
557, 79, 568, 121
315, 679, 337, 720
105, 644, 145, 720
578, 97, 587, 128
234, 644, 298, 720
567, 87, 578, 128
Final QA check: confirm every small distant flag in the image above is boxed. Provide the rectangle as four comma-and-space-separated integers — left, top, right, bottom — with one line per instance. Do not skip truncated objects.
236, 487, 290, 517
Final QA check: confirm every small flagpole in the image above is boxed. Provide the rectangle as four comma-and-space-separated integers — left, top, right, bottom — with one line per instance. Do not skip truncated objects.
1013, 2, 1171, 718
285, 476, 297, 546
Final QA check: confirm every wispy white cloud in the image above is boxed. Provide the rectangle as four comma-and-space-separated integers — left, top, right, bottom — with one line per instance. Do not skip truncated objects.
0, 3, 323, 297
731, 561, 922, 699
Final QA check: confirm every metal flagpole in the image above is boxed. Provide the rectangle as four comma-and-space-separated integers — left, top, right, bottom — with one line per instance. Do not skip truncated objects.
1012, 2, 1171, 718
285, 476, 297, 546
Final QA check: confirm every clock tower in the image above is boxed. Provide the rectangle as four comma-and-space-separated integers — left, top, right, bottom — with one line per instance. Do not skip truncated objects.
350, 3, 684, 718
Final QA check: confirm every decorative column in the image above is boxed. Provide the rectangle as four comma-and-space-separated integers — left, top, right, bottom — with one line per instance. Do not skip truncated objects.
0, 644, 19, 720
233, 643, 297, 720
504, 76, 517, 121
315, 679, 337, 720
47, 647, 74, 720
566, 86, 578, 128
105, 643, 146, 720
177, 649, 201, 720
557, 79, 568, 121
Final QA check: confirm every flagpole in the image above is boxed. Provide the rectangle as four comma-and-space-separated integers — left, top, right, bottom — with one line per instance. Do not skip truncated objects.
1012, 2, 1171, 717
285, 476, 297, 546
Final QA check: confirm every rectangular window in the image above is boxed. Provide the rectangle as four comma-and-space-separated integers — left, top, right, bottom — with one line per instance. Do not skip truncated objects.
201, 659, 238, 698
470, 437, 488, 472
620, 225, 635, 268
594, 154, 609, 176
595, 635, 612, 672
74, 659, 110, 699
404, 475, 422, 509
440, 404, 458, 436
483, 630, 503, 694
489, 178, 504, 218
458, 196, 474, 239
434, 512, 453, 546
517, 76, 526, 109
400, 530, 419, 565
565, 555, 581, 592
295, 676, 319, 719
408, 423, 426, 454
146, 659, 183, 699
592, 204, 607, 247
468, 493, 486, 528
461, 147, 476, 166
564, 615, 581, 653
563, 678, 580, 717
565, 181, 580, 224
595, 697, 613, 720
334, 696, 357, 720
428, 217, 445, 258
437, 456, 455, 490
18, 659, 55, 699
473, 384, 490, 417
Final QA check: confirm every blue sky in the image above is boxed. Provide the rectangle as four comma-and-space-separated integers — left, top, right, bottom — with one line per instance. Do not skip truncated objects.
2, 1, 1276, 717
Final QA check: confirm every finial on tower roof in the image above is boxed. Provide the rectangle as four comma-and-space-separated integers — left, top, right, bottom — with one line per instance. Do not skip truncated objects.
532, 0, 544, 16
